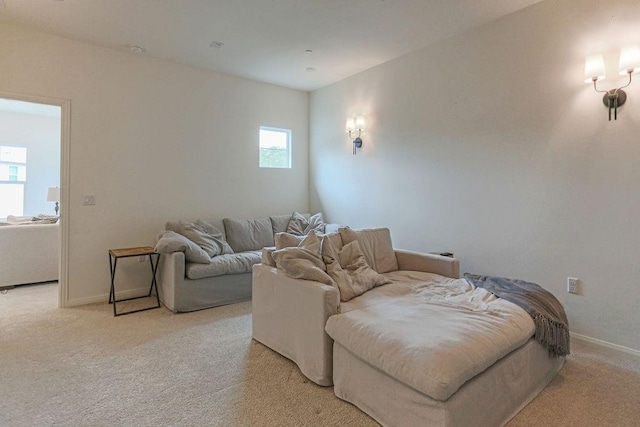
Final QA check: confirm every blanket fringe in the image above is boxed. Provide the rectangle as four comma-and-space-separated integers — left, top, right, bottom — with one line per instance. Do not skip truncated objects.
534, 314, 570, 357
464, 273, 571, 358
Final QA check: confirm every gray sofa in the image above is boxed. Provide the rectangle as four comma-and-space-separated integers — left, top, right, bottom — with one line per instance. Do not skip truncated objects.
157, 213, 335, 313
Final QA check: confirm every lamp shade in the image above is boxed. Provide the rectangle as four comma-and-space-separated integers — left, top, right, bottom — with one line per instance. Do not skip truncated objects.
345, 117, 355, 132
355, 115, 365, 130
47, 187, 60, 202
584, 53, 606, 83
618, 44, 640, 75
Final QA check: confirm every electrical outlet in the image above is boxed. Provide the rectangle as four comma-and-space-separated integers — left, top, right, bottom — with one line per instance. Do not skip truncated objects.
138, 256, 146, 263
82, 194, 95, 205
567, 277, 580, 294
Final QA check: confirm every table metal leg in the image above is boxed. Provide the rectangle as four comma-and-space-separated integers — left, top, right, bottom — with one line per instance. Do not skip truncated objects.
109, 255, 118, 317
109, 252, 161, 317
148, 253, 161, 308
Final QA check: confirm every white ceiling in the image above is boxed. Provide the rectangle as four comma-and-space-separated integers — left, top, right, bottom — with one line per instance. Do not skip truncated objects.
0, 0, 543, 92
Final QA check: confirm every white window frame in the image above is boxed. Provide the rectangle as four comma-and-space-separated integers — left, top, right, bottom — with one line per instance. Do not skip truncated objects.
0, 145, 28, 218
259, 126, 291, 169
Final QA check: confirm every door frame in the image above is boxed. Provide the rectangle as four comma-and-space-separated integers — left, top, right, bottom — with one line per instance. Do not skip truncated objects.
0, 91, 70, 307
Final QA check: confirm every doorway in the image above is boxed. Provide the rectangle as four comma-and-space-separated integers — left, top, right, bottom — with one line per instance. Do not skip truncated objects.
0, 93, 69, 308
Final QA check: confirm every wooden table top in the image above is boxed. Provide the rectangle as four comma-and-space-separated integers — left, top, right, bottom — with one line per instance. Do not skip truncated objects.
109, 246, 156, 258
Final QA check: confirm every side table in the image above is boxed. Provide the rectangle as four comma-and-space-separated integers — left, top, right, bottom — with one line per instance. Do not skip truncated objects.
108, 246, 161, 317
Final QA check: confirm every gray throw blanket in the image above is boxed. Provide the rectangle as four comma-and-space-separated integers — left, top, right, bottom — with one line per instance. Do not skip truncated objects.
464, 273, 570, 357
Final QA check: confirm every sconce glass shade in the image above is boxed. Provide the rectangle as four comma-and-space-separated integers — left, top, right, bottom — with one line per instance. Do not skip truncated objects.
584, 53, 606, 83
46, 187, 60, 202
618, 45, 640, 75
345, 117, 355, 132
355, 115, 365, 130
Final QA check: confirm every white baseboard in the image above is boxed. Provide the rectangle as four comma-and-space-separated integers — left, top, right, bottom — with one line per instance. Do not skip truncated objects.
65, 287, 154, 307
571, 332, 640, 358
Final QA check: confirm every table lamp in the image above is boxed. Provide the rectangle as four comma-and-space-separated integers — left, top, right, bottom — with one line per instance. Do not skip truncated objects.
47, 187, 60, 215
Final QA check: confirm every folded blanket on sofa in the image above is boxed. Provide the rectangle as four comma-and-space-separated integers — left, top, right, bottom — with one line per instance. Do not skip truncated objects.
464, 273, 570, 357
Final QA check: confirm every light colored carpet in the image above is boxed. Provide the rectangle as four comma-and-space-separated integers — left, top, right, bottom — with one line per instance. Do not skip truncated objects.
1, 283, 639, 426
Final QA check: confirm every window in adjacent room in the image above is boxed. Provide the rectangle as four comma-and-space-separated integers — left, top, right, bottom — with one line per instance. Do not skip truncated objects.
259, 126, 291, 168
0, 145, 27, 217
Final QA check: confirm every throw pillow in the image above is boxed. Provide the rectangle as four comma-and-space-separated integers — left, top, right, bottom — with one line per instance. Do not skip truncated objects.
274, 232, 305, 249
165, 220, 184, 234
271, 231, 335, 287
322, 231, 344, 252
338, 227, 398, 274
286, 211, 326, 236
154, 231, 211, 264
322, 236, 352, 296
165, 220, 233, 257
195, 219, 234, 255
261, 247, 277, 267
33, 214, 59, 223
6, 215, 34, 224
286, 211, 308, 236
322, 237, 390, 302
306, 212, 326, 234
180, 223, 225, 257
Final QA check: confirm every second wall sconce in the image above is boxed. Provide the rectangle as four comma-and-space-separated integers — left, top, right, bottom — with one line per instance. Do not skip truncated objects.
584, 44, 640, 121
346, 115, 365, 155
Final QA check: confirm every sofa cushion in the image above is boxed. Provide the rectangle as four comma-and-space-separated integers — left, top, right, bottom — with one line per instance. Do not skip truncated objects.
155, 231, 211, 264
185, 250, 262, 279
286, 211, 326, 236
196, 219, 227, 240
339, 227, 398, 274
271, 231, 334, 287
322, 237, 390, 302
270, 214, 293, 234
223, 217, 275, 252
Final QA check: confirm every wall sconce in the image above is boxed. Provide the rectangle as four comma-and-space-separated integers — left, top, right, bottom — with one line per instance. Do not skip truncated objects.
47, 187, 60, 216
346, 115, 365, 155
585, 44, 640, 120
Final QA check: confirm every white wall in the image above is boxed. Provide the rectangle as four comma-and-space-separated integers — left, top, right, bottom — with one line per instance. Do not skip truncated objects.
0, 110, 61, 216
0, 22, 309, 304
310, 0, 640, 352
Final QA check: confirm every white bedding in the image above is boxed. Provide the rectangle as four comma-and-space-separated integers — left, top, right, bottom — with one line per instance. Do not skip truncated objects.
325, 271, 535, 401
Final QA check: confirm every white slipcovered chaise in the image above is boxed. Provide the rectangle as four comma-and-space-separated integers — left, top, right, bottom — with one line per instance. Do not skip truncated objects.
252, 227, 566, 426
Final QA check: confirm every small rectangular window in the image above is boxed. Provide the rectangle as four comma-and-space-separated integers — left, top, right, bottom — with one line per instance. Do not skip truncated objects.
259, 126, 291, 168
0, 146, 27, 163
0, 164, 26, 181
0, 146, 28, 217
